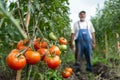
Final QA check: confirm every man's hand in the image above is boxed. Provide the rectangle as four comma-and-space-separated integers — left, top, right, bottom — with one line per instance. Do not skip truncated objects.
92, 43, 95, 49
70, 33, 75, 50
91, 32, 96, 50
70, 43, 74, 50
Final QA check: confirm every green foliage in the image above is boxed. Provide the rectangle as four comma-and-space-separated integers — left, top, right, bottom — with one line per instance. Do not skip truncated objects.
0, 0, 70, 57
91, 0, 120, 50
92, 53, 108, 65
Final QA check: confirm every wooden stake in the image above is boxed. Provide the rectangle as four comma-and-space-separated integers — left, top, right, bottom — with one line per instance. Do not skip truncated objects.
116, 33, 120, 56
16, 70, 22, 80
116, 33, 119, 49
25, 11, 30, 32
105, 32, 108, 59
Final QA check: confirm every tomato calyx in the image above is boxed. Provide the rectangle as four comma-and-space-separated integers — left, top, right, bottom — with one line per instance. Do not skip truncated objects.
48, 52, 58, 58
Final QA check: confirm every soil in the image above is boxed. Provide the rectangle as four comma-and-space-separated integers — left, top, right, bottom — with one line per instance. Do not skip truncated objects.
0, 66, 16, 80
66, 62, 120, 80
0, 62, 120, 80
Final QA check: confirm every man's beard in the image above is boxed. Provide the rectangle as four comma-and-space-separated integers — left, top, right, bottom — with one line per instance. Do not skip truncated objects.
80, 18, 85, 21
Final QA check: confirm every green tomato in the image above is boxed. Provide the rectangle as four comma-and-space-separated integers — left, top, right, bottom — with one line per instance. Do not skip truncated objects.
49, 32, 57, 41
59, 44, 67, 51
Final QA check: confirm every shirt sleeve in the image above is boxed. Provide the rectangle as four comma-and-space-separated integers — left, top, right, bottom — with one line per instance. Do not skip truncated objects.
89, 21, 95, 33
71, 22, 76, 34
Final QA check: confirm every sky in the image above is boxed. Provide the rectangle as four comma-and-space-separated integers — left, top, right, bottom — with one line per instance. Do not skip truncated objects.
69, 0, 106, 26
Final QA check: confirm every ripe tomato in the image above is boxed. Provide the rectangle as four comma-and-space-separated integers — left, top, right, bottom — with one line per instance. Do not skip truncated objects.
62, 70, 71, 78
17, 45, 26, 50
6, 49, 26, 70
37, 48, 48, 60
33, 38, 41, 51
17, 40, 31, 52
17, 40, 24, 49
17, 39, 30, 49
34, 40, 40, 51
49, 45, 61, 56
46, 55, 61, 69
34, 38, 49, 50
25, 51, 41, 65
59, 37, 67, 45
65, 67, 72, 74
40, 41, 48, 48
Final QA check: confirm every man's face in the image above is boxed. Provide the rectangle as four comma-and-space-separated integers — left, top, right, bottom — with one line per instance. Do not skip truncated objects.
79, 13, 86, 21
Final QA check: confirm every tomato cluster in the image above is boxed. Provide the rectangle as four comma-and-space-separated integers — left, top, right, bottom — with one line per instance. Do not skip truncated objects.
6, 32, 72, 78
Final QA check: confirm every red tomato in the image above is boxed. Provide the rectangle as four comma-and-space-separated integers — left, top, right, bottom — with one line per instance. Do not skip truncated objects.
65, 67, 73, 74
46, 55, 61, 69
59, 37, 67, 45
62, 70, 71, 78
40, 41, 48, 48
34, 40, 40, 51
6, 49, 26, 70
17, 40, 24, 49
37, 48, 48, 60
33, 38, 41, 50
25, 51, 41, 65
17, 40, 31, 52
49, 45, 61, 56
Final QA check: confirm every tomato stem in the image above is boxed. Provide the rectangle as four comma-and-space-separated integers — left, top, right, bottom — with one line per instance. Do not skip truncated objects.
27, 65, 32, 80
17, 1, 27, 36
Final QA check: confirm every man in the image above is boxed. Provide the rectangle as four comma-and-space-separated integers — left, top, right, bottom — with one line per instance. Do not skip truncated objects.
70, 11, 96, 72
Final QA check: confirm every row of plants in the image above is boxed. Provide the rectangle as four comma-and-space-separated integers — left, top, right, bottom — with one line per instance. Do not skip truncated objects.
0, 0, 73, 80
